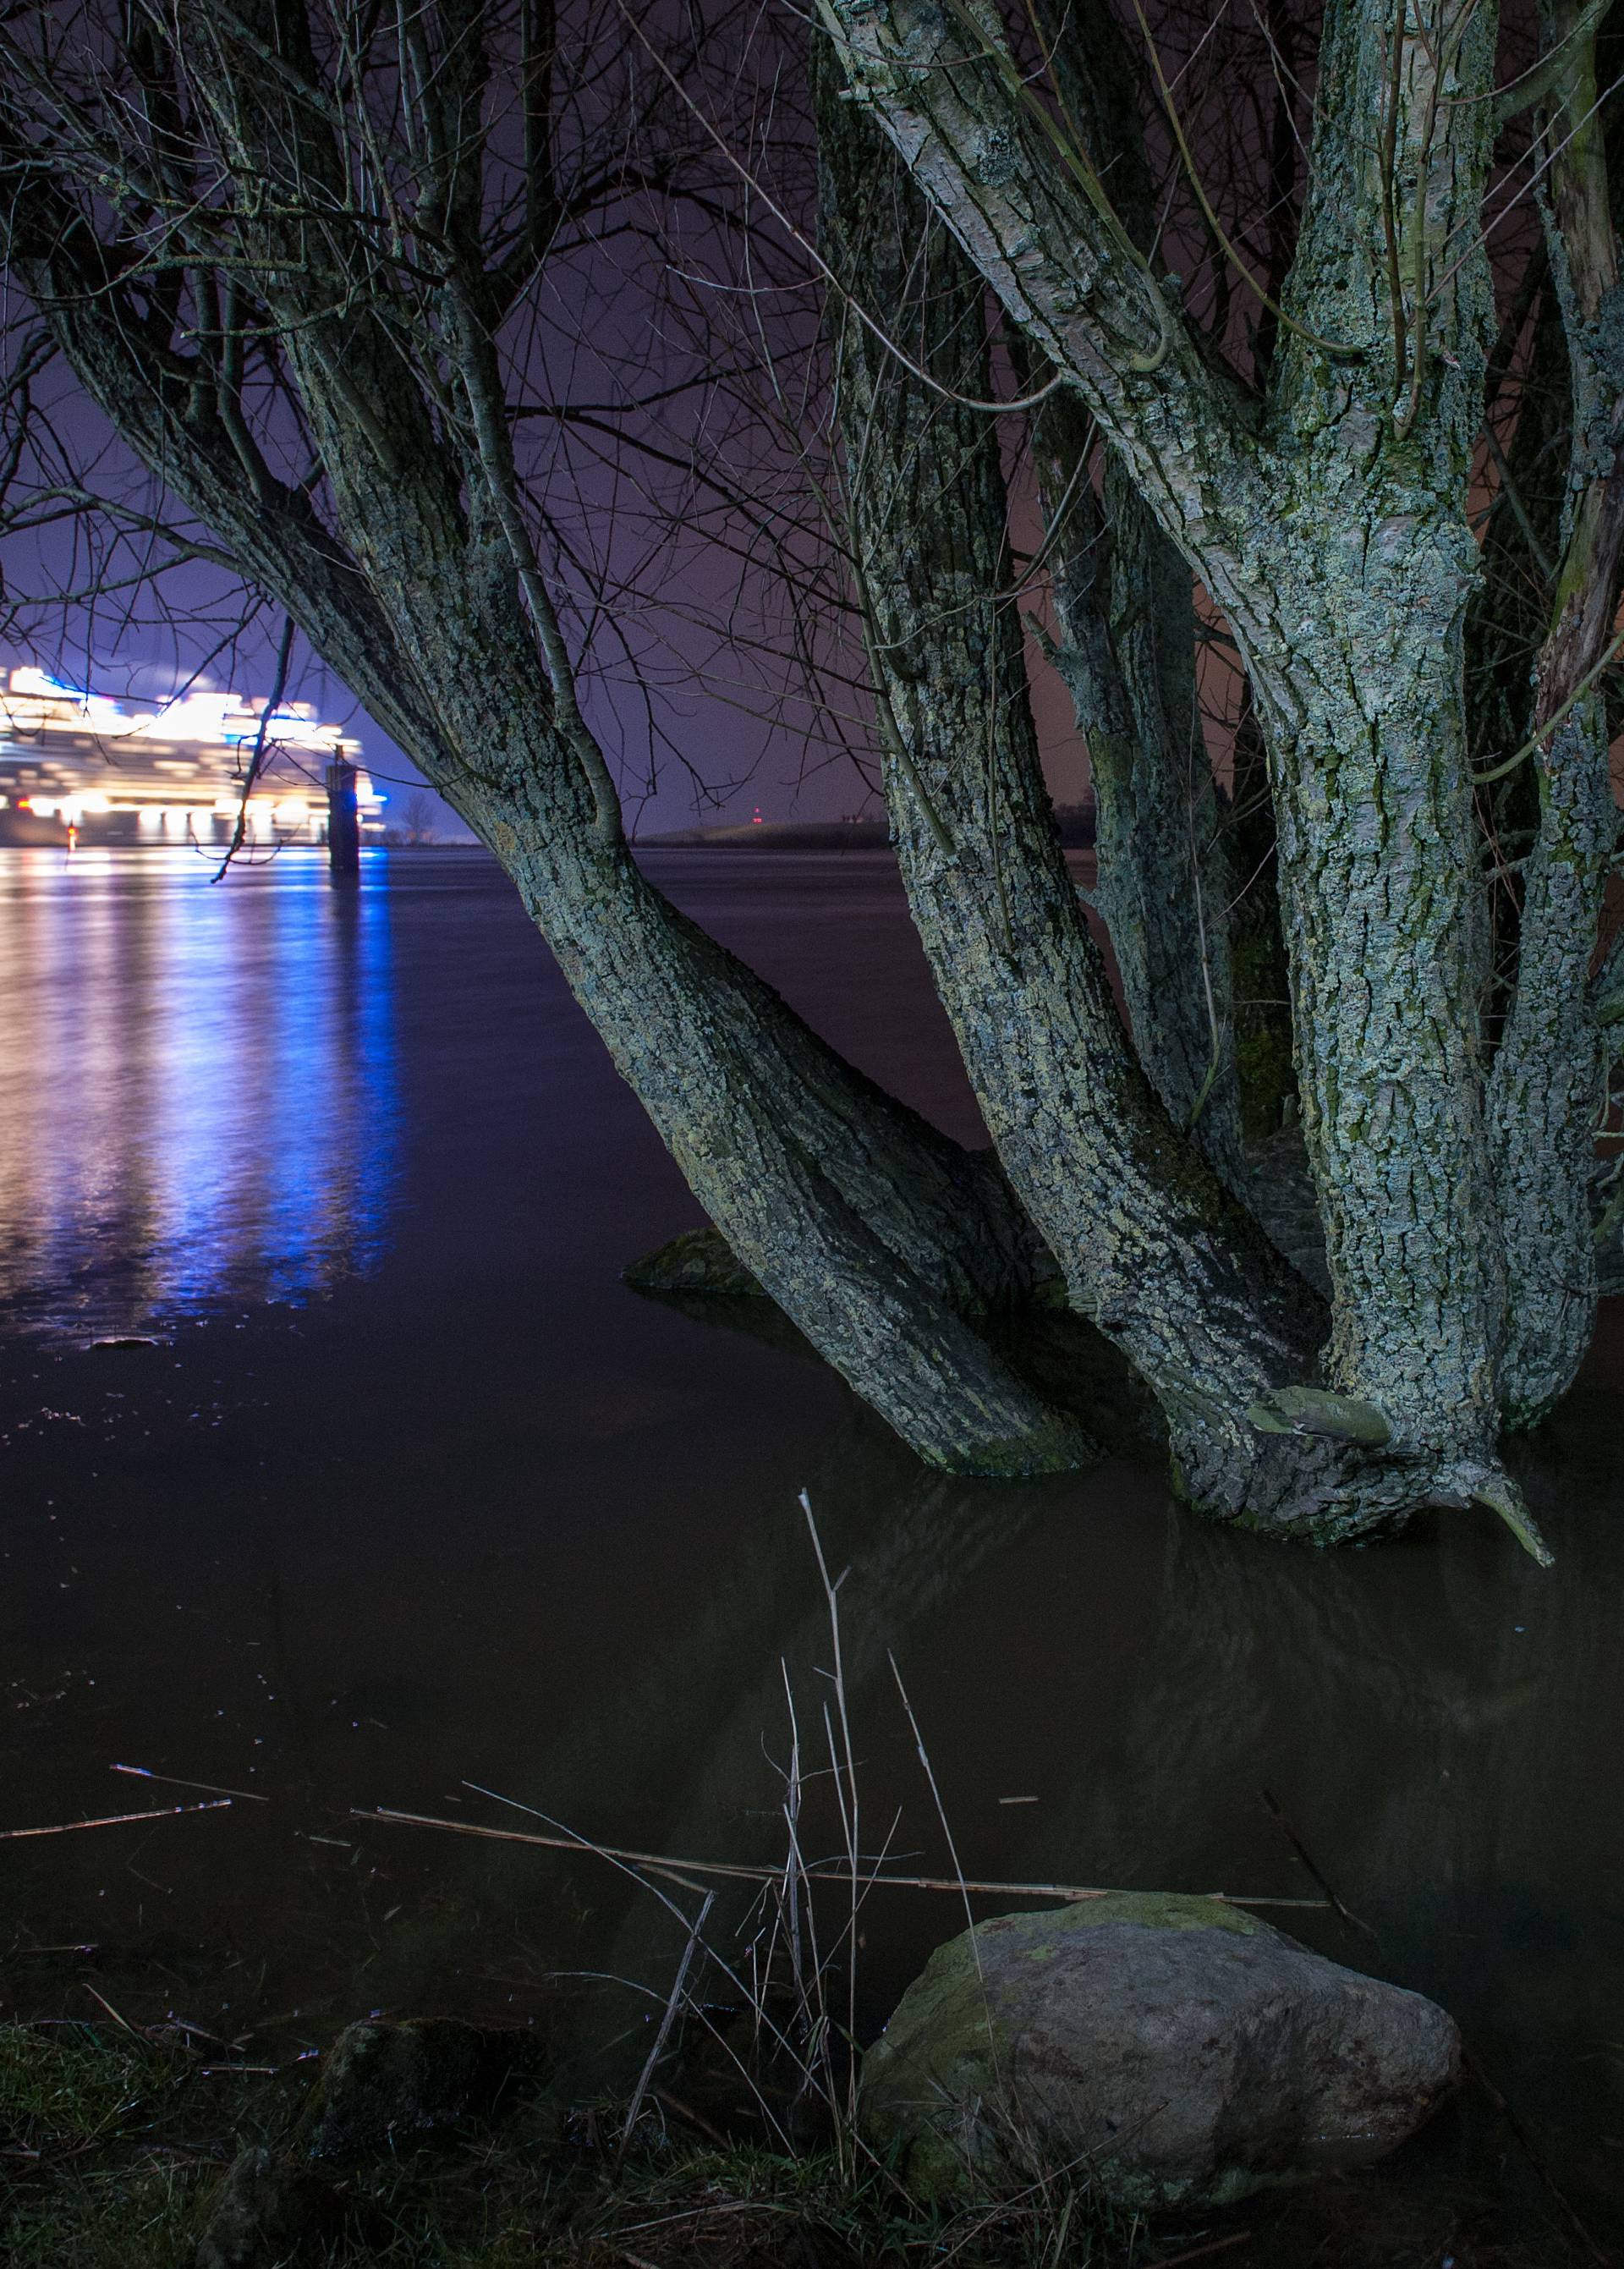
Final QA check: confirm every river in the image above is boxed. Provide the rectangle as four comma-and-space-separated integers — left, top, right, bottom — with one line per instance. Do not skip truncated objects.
1, 843, 1620, 2240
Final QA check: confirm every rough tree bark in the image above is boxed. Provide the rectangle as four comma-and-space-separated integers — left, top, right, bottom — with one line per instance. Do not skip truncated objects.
814, 0, 1621, 1551
1021, 0, 1290, 1166
1007, 3, 1248, 1192
1033, 412, 1248, 1195
815, 53, 1424, 1539
1485, 0, 1624, 1424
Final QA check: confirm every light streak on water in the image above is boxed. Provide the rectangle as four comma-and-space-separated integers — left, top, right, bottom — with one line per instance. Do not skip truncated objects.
0, 845, 398, 1336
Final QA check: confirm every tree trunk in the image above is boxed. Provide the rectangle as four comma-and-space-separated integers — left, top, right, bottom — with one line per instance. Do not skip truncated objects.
502, 838, 1092, 1475
815, 62, 1428, 1539
1488, 700, 1616, 1422
1485, 0, 1624, 1426
815, 0, 1570, 1555
6, 118, 1088, 1480
1032, 398, 1248, 1192
1244, 608, 1502, 1471
1019, 0, 1248, 1189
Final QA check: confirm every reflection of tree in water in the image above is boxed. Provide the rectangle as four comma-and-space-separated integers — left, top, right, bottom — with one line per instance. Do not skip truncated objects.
526, 1384, 1624, 2215
518, 1425, 1067, 2051
535, 1435, 1034, 1832
541, 1282, 1157, 1953
631, 1262, 1166, 1464
0, 857, 398, 1333
1032, 1463, 1624, 2217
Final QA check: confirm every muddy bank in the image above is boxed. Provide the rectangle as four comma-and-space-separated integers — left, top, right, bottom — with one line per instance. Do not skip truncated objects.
0, 2001, 1605, 2269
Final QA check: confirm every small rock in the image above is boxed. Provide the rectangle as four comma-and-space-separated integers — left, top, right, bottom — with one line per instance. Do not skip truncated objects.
859, 1893, 1460, 2211
298, 2018, 542, 2162
195, 2145, 343, 2267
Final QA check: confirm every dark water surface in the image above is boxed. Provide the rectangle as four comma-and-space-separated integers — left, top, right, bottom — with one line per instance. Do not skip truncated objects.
2, 846, 1621, 2239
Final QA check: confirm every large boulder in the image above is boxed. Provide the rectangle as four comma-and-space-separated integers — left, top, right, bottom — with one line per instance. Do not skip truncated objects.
859, 1894, 1460, 2211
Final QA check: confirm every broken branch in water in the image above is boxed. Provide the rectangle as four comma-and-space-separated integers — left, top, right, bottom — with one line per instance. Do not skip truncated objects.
356, 1805, 1328, 1911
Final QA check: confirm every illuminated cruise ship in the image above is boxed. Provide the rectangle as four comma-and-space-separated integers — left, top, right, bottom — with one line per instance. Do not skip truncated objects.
0, 667, 387, 847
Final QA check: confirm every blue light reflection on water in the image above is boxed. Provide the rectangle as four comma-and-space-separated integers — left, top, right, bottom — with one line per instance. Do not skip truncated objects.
0, 846, 398, 1335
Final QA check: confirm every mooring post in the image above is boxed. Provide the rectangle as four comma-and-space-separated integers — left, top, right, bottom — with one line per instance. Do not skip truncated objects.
326, 756, 360, 877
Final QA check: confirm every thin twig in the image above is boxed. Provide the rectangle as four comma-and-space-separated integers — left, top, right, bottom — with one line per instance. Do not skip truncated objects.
1130, 0, 1359, 361
1258, 1788, 1376, 1941
1473, 624, 1624, 782
1465, 2048, 1613, 2266
212, 613, 295, 881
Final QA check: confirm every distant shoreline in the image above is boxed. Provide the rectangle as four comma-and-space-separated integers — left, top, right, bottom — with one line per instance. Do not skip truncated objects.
637, 810, 1095, 852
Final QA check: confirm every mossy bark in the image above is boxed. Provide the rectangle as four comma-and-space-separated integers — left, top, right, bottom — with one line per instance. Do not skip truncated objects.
820, 0, 1578, 1540
1489, 706, 1616, 1423
815, 64, 1429, 1537
1484, 0, 1624, 1424
1033, 408, 1247, 1192
1236, 0, 1506, 1475
1013, 14, 1247, 1189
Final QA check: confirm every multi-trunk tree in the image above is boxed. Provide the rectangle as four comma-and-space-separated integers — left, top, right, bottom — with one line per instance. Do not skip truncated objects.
2, 0, 1620, 1559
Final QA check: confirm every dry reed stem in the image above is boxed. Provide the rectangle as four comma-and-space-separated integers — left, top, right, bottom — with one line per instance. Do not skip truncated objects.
799, 1487, 862, 2142
0, 1798, 232, 1841
357, 1806, 1325, 1909
620, 1887, 716, 2151
454, 1786, 820, 2143
1257, 1787, 1374, 1940
887, 1647, 1003, 2101
79, 1982, 140, 2035
112, 1762, 269, 1804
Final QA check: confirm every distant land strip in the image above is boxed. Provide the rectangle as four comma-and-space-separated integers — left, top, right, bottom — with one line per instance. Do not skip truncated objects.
638, 807, 1095, 851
